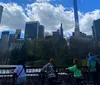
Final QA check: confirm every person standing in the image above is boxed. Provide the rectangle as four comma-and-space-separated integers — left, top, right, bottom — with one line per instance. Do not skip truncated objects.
66, 58, 82, 85
41, 58, 57, 85
88, 53, 98, 85
13, 59, 26, 85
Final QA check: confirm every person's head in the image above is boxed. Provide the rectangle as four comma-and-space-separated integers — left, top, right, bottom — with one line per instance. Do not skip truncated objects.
73, 58, 78, 64
49, 58, 55, 64
88, 52, 93, 57
73, 58, 80, 69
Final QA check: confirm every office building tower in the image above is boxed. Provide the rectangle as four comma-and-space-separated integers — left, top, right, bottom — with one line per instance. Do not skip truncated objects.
92, 26, 95, 39
25, 21, 40, 39
73, 0, 80, 36
9, 34, 16, 45
59, 23, 63, 38
53, 29, 60, 38
9, 34, 16, 42
15, 29, 21, 39
92, 19, 100, 41
0, 5, 3, 24
38, 25, 44, 39
0, 31, 9, 53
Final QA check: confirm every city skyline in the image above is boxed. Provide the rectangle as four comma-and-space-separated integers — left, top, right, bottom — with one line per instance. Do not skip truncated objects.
0, 0, 100, 37
0, 21, 62, 39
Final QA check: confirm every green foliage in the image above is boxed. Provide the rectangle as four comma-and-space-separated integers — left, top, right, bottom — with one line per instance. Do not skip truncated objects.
81, 58, 88, 66
26, 38, 71, 66
33, 60, 48, 66
10, 36, 100, 66
9, 42, 28, 65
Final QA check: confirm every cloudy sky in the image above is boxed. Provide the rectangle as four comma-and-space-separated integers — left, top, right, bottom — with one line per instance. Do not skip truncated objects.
0, 0, 100, 38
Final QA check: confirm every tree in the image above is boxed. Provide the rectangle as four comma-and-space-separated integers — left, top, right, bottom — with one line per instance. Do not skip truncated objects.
9, 41, 28, 65
27, 38, 70, 66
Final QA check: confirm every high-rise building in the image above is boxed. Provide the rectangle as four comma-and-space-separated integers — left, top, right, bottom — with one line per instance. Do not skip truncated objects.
38, 25, 44, 39
92, 26, 95, 39
73, 0, 80, 36
92, 19, 100, 41
0, 5, 3, 24
0, 31, 9, 53
53, 29, 60, 38
15, 29, 21, 39
59, 23, 63, 38
9, 34, 16, 45
25, 21, 40, 39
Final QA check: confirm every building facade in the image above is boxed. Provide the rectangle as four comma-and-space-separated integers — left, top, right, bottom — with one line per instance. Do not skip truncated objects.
38, 25, 44, 39
25, 21, 40, 39
53, 29, 60, 38
0, 31, 9, 53
73, 0, 80, 36
59, 23, 63, 38
0, 5, 3, 24
92, 19, 100, 41
15, 29, 21, 39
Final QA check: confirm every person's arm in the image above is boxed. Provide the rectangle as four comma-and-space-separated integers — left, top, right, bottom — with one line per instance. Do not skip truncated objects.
13, 66, 19, 81
14, 66, 21, 74
67, 65, 75, 72
41, 63, 49, 72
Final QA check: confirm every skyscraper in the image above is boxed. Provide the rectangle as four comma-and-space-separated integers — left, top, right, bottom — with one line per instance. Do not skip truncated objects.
92, 26, 95, 39
15, 29, 21, 39
0, 31, 9, 53
9, 34, 16, 44
25, 21, 40, 39
59, 23, 63, 38
53, 29, 60, 38
0, 5, 3, 24
92, 19, 100, 41
38, 25, 44, 39
73, 0, 80, 36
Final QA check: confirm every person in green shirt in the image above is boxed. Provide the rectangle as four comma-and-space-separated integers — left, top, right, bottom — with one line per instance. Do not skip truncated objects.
66, 58, 82, 85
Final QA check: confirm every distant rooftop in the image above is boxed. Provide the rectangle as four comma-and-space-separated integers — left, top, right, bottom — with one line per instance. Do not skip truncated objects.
26, 21, 40, 24
0, 5, 3, 8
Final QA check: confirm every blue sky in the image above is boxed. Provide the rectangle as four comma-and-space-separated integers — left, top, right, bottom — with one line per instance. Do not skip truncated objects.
1, 0, 100, 13
0, 0, 100, 38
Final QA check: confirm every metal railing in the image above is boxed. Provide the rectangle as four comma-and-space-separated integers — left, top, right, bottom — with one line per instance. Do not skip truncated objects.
0, 66, 93, 85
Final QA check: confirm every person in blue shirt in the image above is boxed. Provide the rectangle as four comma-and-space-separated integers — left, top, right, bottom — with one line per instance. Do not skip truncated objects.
88, 52, 98, 85
13, 59, 26, 85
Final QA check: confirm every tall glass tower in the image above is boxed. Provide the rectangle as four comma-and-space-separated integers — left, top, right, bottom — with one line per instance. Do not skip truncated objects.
73, 0, 80, 36
59, 23, 63, 38
0, 5, 3, 24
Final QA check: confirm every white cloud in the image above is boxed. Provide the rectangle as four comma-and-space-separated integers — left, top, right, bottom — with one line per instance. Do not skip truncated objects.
36, 0, 50, 3
0, 2, 100, 36
0, 2, 28, 32
79, 10, 100, 34
26, 3, 74, 33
